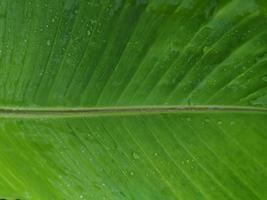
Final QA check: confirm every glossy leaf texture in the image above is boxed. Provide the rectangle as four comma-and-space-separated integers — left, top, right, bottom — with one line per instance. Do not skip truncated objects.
0, 0, 266, 107
0, 0, 266, 200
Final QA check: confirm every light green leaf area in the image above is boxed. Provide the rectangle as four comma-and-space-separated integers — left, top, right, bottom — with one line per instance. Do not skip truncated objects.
0, 0, 266, 199
0, 113, 266, 200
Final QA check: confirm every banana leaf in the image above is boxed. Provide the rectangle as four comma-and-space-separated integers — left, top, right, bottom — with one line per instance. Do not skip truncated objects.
0, 0, 266, 199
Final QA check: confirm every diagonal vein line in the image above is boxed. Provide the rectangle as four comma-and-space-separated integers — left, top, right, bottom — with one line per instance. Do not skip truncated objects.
1, 0, 10, 98
184, 31, 267, 103
140, 116, 211, 200
79, 3, 127, 103
121, 119, 182, 200
11, 1, 33, 102
79, 117, 163, 199
68, 119, 132, 197
44, 0, 83, 100
237, 85, 267, 104
31, 1, 66, 102
112, 2, 183, 105
183, 116, 262, 200
95, 4, 150, 105
164, 13, 261, 103
97, 118, 162, 196
210, 117, 267, 173
62, 2, 110, 99
160, 115, 236, 200
142, 0, 235, 103
206, 58, 267, 103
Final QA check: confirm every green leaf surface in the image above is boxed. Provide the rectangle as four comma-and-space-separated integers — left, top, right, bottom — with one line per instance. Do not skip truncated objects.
0, 0, 266, 199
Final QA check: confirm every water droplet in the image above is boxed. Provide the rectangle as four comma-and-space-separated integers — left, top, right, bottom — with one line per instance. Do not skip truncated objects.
217, 120, 222, 125
130, 171, 134, 176
80, 195, 84, 199
256, 52, 266, 61
262, 76, 267, 82
186, 159, 190, 163
87, 30, 91, 36
154, 152, 158, 156
203, 46, 209, 53
187, 98, 192, 105
250, 94, 267, 106
46, 40, 51, 46
132, 152, 140, 160
204, 118, 210, 123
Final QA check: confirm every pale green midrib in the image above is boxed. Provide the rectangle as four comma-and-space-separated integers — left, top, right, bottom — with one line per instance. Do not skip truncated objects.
0, 105, 266, 118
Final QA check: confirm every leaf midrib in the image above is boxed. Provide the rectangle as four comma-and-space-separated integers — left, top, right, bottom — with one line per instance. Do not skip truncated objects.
0, 105, 266, 118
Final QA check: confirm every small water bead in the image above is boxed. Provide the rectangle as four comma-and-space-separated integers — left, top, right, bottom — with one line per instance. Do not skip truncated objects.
203, 46, 209, 53
217, 120, 222, 125
46, 40, 51, 46
250, 94, 267, 106
262, 76, 267, 82
132, 152, 140, 160
187, 98, 192, 105
81, 147, 85, 153
230, 121, 235, 125
204, 118, 210, 123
